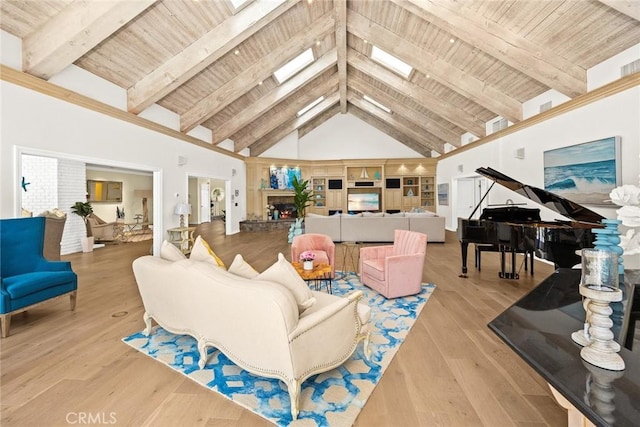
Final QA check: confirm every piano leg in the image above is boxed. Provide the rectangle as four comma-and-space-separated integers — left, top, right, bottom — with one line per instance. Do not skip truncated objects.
498, 245, 519, 279
460, 241, 469, 277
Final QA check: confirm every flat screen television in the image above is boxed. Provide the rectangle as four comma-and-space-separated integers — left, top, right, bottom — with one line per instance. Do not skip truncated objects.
347, 193, 379, 212
328, 179, 343, 189
385, 178, 401, 189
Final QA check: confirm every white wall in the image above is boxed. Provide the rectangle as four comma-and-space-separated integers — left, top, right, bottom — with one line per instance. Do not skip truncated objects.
437, 86, 640, 228
437, 86, 640, 268
0, 81, 246, 254
279, 113, 425, 160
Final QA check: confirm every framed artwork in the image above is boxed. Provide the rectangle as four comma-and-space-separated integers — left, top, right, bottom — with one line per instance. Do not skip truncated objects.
543, 136, 621, 205
269, 166, 301, 190
437, 183, 449, 206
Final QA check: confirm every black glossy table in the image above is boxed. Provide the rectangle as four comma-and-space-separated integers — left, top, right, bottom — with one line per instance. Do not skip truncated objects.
489, 268, 639, 427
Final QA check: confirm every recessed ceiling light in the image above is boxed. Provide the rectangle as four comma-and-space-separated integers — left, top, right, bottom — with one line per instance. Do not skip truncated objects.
449, 38, 455, 43
316, 40, 320, 46
234, 49, 240, 55
258, 81, 263, 85
363, 39, 368, 44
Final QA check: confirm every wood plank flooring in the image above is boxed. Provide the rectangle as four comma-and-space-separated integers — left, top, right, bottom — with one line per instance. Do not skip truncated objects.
0, 220, 568, 426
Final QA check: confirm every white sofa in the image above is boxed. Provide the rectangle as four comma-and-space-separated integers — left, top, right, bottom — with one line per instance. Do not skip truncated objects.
305, 212, 446, 242
132, 255, 370, 420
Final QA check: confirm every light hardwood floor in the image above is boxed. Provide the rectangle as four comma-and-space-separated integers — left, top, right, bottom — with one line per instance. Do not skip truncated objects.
0, 220, 568, 426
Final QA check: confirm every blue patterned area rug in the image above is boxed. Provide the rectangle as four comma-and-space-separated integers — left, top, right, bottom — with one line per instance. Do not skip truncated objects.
123, 272, 435, 426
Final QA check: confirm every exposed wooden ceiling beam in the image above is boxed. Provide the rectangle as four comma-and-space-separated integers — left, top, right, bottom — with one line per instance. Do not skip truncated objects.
298, 104, 341, 139
349, 75, 460, 145
348, 48, 486, 138
214, 50, 338, 145
335, 0, 348, 113
182, 13, 335, 133
127, 0, 298, 114
347, 10, 522, 123
233, 77, 339, 151
249, 92, 340, 156
392, 0, 587, 98
348, 92, 444, 153
23, 0, 156, 80
349, 105, 433, 157
598, 0, 640, 21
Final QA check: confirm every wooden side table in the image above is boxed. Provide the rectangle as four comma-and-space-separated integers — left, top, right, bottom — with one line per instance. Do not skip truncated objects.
341, 241, 361, 274
167, 226, 196, 254
292, 262, 333, 294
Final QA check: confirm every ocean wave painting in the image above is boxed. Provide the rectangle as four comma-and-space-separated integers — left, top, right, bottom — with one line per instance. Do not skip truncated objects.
543, 136, 620, 205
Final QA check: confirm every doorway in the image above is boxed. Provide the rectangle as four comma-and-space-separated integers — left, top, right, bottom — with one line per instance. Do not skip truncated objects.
17, 148, 162, 255
454, 176, 490, 222
187, 175, 229, 232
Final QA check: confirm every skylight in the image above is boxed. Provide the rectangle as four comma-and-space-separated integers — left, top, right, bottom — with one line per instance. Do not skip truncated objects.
363, 95, 392, 114
273, 48, 315, 84
370, 46, 413, 78
227, 0, 253, 13
297, 96, 324, 117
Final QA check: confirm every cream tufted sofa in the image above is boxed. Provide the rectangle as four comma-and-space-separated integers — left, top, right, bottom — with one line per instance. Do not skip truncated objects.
132, 254, 371, 420
305, 211, 446, 242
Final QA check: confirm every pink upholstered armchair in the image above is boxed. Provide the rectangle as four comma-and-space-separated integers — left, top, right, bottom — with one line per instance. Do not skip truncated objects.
291, 233, 335, 275
359, 229, 427, 298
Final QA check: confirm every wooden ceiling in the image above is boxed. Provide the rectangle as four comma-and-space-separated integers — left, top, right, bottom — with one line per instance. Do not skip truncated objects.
2, 0, 639, 158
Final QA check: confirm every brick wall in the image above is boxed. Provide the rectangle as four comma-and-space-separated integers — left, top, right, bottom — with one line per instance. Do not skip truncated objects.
21, 154, 87, 254
58, 159, 87, 254
21, 154, 57, 215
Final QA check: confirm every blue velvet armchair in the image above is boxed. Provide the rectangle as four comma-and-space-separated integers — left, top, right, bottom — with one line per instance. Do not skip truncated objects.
1, 217, 78, 337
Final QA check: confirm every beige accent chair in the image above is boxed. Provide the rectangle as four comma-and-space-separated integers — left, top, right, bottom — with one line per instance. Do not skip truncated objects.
132, 255, 371, 420
38, 209, 67, 261
87, 214, 117, 242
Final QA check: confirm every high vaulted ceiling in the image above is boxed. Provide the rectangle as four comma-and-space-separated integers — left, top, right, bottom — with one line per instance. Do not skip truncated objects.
1, 0, 639, 158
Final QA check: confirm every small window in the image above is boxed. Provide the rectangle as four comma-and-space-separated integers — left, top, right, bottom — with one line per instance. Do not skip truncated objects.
227, 0, 253, 13
371, 46, 412, 78
274, 48, 315, 84
363, 95, 392, 114
297, 96, 324, 117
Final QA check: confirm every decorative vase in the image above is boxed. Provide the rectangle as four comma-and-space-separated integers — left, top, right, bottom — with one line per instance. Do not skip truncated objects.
273, 210, 279, 220
303, 260, 313, 270
81, 236, 94, 253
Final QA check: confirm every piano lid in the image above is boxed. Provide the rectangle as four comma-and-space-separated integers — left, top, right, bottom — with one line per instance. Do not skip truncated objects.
476, 167, 606, 224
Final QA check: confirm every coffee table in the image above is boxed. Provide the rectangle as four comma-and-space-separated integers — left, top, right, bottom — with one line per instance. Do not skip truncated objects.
291, 262, 333, 294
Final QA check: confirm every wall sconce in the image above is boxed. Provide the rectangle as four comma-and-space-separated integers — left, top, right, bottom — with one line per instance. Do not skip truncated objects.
174, 203, 191, 228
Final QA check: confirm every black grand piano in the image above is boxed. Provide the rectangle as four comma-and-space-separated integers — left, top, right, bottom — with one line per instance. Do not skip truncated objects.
458, 167, 605, 279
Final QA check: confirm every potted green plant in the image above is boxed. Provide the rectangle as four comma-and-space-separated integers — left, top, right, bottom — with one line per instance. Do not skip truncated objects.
292, 175, 312, 219
71, 201, 94, 252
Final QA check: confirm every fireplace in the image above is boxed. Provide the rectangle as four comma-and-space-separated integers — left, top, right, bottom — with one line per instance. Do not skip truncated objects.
262, 190, 295, 220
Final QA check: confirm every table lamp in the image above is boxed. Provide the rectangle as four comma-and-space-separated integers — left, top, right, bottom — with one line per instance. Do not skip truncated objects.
174, 203, 191, 228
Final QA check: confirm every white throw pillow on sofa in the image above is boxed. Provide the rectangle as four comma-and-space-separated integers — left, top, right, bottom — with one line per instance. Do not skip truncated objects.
190, 235, 226, 268
160, 240, 187, 261
256, 253, 315, 312
228, 254, 259, 279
